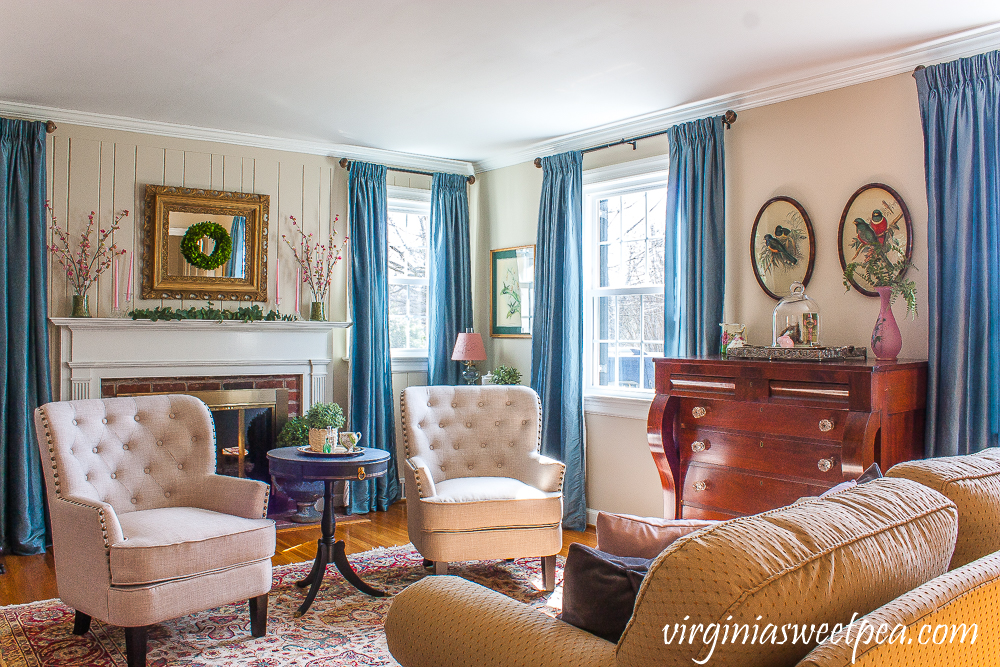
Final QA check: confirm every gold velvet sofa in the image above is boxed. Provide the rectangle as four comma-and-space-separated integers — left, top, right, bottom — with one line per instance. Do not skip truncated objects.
385, 449, 1000, 667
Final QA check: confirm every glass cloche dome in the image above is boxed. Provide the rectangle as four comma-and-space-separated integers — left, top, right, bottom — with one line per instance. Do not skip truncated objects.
772, 282, 821, 347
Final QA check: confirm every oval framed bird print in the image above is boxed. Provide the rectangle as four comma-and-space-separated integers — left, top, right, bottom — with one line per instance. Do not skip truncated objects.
750, 196, 816, 299
838, 183, 913, 297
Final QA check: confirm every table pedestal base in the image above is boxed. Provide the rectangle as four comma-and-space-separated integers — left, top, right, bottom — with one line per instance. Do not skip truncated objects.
293, 480, 386, 617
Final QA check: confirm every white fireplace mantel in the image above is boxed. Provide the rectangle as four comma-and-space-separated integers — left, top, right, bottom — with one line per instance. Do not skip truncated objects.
50, 317, 351, 407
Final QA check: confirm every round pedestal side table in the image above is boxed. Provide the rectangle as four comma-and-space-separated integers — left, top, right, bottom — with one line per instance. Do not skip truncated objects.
266, 446, 391, 617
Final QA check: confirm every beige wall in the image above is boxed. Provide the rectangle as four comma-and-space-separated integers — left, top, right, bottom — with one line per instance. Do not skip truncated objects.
473, 72, 929, 520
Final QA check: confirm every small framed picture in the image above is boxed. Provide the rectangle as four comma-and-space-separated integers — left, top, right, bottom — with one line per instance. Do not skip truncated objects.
490, 245, 534, 337
750, 196, 816, 299
838, 183, 913, 297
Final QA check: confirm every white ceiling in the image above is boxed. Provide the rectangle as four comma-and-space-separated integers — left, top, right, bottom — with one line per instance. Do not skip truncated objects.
3, 1, 1000, 167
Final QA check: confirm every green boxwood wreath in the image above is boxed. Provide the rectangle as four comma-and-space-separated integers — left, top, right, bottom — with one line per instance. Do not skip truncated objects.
180, 222, 233, 270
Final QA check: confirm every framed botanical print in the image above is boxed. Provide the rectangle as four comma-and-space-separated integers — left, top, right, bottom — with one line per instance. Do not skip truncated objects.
750, 196, 815, 299
490, 245, 534, 337
838, 183, 913, 297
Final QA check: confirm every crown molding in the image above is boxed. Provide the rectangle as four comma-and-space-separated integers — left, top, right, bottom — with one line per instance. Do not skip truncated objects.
0, 100, 475, 176
473, 22, 1000, 173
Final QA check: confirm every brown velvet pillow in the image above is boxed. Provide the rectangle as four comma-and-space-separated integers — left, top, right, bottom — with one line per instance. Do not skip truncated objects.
596, 512, 718, 559
559, 543, 651, 643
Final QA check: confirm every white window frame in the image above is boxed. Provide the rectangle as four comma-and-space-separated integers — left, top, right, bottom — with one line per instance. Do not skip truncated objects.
387, 185, 431, 372
582, 156, 669, 403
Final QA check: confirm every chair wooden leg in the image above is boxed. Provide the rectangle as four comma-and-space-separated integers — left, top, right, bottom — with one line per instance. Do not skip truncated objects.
249, 593, 268, 637
434, 561, 449, 575
541, 555, 556, 591
72, 610, 91, 635
124, 626, 148, 667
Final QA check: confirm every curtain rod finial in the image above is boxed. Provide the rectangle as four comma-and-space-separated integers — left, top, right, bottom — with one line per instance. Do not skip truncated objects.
467, 174, 476, 185
45, 121, 57, 134
723, 110, 737, 129
913, 65, 926, 78
533, 157, 542, 168
338, 157, 349, 169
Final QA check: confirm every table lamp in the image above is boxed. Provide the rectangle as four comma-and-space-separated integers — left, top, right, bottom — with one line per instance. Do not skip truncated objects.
451, 329, 487, 385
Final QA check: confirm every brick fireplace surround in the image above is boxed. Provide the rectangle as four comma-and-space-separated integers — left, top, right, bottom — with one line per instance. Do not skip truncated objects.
102, 374, 302, 416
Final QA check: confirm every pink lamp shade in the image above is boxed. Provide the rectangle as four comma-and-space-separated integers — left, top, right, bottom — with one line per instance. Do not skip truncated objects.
451, 332, 487, 361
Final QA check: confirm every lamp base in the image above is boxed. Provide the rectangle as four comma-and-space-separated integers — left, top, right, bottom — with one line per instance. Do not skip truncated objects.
461, 361, 480, 385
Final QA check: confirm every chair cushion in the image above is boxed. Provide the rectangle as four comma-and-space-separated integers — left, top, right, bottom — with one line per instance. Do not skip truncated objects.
560, 543, 651, 643
887, 448, 1000, 569
110, 506, 275, 585
615, 477, 958, 667
418, 477, 562, 532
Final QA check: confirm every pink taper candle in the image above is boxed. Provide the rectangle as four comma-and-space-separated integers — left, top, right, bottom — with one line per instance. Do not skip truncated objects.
113, 256, 120, 310
295, 267, 301, 313
275, 255, 280, 306
125, 252, 134, 301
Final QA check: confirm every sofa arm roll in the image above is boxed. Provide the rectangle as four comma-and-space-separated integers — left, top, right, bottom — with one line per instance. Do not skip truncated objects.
385, 576, 616, 667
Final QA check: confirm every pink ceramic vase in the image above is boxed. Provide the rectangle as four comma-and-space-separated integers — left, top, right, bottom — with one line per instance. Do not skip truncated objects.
872, 286, 903, 361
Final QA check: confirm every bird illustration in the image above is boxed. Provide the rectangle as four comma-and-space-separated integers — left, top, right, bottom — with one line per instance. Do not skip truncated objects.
869, 209, 888, 241
774, 225, 791, 237
764, 234, 797, 266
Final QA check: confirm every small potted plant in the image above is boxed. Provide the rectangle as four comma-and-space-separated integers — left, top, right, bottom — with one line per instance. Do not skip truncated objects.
490, 365, 522, 385
305, 402, 346, 453
843, 219, 917, 361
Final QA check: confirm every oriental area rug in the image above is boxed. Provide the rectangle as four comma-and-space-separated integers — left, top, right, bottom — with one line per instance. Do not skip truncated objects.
0, 545, 565, 666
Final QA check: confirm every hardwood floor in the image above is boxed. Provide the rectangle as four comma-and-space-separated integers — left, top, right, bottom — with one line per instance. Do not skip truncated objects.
0, 501, 597, 607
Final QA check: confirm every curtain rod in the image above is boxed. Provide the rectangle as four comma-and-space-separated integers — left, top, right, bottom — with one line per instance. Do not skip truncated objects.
338, 157, 475, 184
533, 109, 737, 168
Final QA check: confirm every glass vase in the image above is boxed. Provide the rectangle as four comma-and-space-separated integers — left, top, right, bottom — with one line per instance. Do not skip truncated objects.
71, 294, 91, 318
310, 302, 327, 322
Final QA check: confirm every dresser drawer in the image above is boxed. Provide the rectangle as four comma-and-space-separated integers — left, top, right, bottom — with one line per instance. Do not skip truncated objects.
678, 398, 846, 442
680, 505, 738, 521
682, 463, 829, 516
679, 428, 844, 483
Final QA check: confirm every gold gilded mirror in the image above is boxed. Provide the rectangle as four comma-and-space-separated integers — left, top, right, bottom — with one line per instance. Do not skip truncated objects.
142, 185, 269, 301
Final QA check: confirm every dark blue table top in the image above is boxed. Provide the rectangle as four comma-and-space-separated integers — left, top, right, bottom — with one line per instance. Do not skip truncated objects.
267, 446, 390, 481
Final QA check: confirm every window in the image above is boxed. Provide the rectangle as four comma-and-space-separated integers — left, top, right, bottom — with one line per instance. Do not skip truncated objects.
387, 190, 431, 354
585, 165, 668, 393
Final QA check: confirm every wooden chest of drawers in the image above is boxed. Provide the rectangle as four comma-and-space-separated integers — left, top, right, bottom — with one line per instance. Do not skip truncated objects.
647, 357, 927, 519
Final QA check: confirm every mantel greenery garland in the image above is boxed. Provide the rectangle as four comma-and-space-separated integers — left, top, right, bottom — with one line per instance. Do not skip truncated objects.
129, 303, 296, 322
180, 222, 233, 270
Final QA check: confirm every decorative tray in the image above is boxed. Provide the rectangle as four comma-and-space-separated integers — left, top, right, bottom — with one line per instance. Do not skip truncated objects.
296, 446, 366, 458
725, 345, 867, 362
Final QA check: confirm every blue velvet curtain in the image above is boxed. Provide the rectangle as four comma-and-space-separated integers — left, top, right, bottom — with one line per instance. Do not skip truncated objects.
915, 51, 1000, 456
427, 172, 473, 385
531, 151, 586, 531
0, 118, 51, 555
225, 216, 246, 279
348, 161, 401, 512
664, 116, 726, 357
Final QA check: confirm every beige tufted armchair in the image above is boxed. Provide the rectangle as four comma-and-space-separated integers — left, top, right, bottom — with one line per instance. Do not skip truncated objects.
400, 385, 565, 589
33, 394, 276, 667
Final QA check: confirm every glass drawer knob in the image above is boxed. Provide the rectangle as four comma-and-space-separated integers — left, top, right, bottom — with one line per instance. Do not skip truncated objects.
818, 419, 834, 432
692, 406, 707, 419
691, 441, 707, 453
818, 458, 834, 472
693, 480, 708, 492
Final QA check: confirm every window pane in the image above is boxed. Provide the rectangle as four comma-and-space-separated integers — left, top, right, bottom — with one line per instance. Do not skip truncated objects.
647, 188, 667, 238
642, 293, 665, 344
387, 212, 428, 278
624, 240, 647, 286
388, 284, 408, 349
596, 295, 614, 341
599, 196, 620, 243
597, 342, 614, 386
648, 238, 665, 285
622, 192, 646, 241
618, 295, 641, 341
600, 242, 621, 288
408, 284, 428, 349
616, 343, 641, 389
